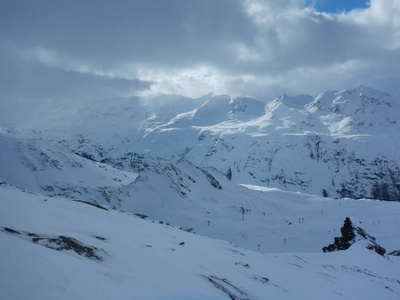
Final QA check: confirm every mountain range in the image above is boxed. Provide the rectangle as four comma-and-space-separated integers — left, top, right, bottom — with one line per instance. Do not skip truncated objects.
3, 85, 400, 201
1, 86, 399, 299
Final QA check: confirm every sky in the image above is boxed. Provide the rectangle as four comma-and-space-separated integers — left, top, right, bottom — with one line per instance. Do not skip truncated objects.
1, 0, 399, 117
307, 0, 369, 13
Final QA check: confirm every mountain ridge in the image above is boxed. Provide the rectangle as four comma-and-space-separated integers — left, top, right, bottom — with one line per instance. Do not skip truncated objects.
1, 86, 399, 201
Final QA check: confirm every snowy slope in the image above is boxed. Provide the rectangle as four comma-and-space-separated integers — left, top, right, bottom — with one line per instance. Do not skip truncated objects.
0, 134, 138, 203
1, 183, 400, 300
2, 135, 399, 254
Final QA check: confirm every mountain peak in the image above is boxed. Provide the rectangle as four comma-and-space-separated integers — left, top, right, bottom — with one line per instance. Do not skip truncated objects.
278, 94, 314, 109
341, 85, 392, 98
306, 86, 396, 114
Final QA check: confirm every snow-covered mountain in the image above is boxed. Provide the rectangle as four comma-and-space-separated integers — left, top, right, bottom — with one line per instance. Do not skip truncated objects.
0, 134, 137, 203
5, 85, 399, 201
1, 86, 400, 299
1, 130, 399, 254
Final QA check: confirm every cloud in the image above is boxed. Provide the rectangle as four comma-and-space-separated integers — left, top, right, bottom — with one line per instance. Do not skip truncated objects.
132, 0, 400, 99
0, 0, 399, 111
0, 42, 152, 100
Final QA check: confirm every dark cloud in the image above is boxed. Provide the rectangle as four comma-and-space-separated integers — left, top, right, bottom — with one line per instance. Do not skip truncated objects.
0, 49, 151, 101
0, 0, 255, 68
0, 0, 399, 110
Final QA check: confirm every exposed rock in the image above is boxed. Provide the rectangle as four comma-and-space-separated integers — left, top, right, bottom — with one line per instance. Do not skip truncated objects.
388, 250, 400, 256
135, 213, 148, 219
323, 217, 386, 256
74, 200, 108, 211
4, 227, 21, 234
1, 226, 105, 261
202, 169, 223, 190
33, 235, 104, 260
202, 275, 250, 300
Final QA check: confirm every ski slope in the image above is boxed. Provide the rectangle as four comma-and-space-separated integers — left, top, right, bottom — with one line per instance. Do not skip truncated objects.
1, 183, 399, 300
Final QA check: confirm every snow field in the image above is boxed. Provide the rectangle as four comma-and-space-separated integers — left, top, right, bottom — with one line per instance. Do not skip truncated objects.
1, 184, 399, 299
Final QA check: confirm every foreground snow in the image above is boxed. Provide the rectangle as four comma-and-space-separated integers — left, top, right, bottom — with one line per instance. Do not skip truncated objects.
1, 183, 399, 300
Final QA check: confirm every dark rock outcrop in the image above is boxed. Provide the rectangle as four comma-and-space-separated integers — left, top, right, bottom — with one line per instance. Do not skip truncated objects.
323, 217, 386, 256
